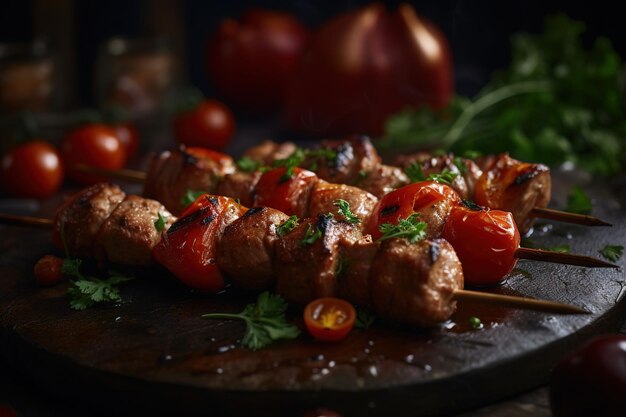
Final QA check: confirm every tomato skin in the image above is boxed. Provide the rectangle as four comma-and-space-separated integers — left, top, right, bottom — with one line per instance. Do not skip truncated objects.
441, 204, 520, 287
365, 181, 459, 240
152, 194, 245, 292
253, 167, 317, 216
1, 140, 64, 198
111, 122, 140, 163
34, 255, 64, 286
207, 10, 309, 113
304, 297, 356, 342
61, 124, 126, 185
550, 334, 626, 417
174, 100, 235, 150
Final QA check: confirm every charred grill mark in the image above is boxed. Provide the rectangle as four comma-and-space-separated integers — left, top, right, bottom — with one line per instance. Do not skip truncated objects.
316, 213, 334, 234
201, 214, 215, 225
332, 143, 353, 170
243, 207, 266, 218
513, 167, 540, 186
207, 196, 219, 206
168, 207, 210, 234
429, 241, 441, 264
180, 146, 199, 166
381, 204, 400, 217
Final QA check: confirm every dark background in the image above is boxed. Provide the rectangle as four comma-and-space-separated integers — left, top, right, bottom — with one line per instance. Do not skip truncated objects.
1, 0, 624, 108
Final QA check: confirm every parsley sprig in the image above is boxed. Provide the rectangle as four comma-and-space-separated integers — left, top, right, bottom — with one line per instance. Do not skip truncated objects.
181, 189, 205, 207
404, 163, 458, 185
300, 224, 323, 246
334, 199, 360, 224
599, 244, 624, 262
201, 292, 300, 351
236, 156, 262, 172
378, 213, 428, 243
154, 212, 168, 232
276, 215, 299, 237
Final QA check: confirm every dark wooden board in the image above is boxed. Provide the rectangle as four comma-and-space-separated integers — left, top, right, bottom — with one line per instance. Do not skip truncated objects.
1, 171, 625, 417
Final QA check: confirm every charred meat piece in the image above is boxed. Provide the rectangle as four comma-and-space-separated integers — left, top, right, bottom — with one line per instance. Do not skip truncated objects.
306, 135, 382, 185
53, 183, 126, 259
369, 238, 463, 327
218, 207, 289, 291
95, 195, 175, 266
144, 146, 236, 216
216, 171, 261, 207
308, 180, 378, 227
243, 140, 298, 165
358, 164, 409, 198
475, 153, 551, 234
274, 215, 361, 305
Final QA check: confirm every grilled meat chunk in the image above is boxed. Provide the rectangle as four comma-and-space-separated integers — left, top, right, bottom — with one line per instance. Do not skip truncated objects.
53, 183, 126, 259
369, 238, 463, 327
95, 195, 175, 266
358, 164, 409, 198
144, 146, 235, 215
308, 180, 378, 227
337, 236, 377, 309
217, 207, 289, 291
274, 215, 361, 305
216, 171, 261, 207
243, 140, 298, 165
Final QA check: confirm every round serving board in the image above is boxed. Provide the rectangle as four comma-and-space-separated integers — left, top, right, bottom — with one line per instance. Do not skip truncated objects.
1, 171, 625, 417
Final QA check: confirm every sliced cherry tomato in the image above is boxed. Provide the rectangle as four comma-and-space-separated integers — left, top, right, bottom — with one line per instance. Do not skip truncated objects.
61, 123, 126, 185
365, 181, 459, 239
111, 122, 140, 163
304, 297, 356, 342
253, 167, 317, 216
441, 202, 520, 287
34, 255, 64, 286
174, 99, 235, 150
1, 140, 64, 198
152, 194, 246, 292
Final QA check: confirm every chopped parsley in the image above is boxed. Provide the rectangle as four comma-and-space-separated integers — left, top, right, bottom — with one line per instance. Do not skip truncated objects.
427, 168, 458, 185
599, 244, 624, 262
334, 199, 360, 224
404, 162, 425, 183
565, 186, 592, 215
404, 163, 458, 185
201, 292, 300, 351
544, 244, 571, 253
300, 223, 323, 246
236, 156, 261, 172
469, 316, 483, 330
276, 215, 299, 237
453, 156, 467, 174
181, 189, 205, 207
378, 213, 428, 243
154, 212, 168, 232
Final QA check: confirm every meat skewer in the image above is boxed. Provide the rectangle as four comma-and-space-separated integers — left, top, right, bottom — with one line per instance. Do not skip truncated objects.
0, 184, 587, 328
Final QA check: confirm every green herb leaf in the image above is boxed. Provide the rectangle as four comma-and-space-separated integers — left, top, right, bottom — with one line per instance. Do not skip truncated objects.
276, 215, 299, 237
68, 273, 134, 311
453, 156, 468, 175
300, 224, 323, 246
427, 168, 458, 185
378, 213, 428, 244
544, 244, 570, 253
460, 199, 484, 211
201, 292, 300, 351
154, 212, 168, 232
355, 307, 376, 330
566, 186, 592, 215
181, 189, 205, 207
333, 199, 360, 224
404, 162, 425, 183
62, 258, 84, 280
599, 244, 624, 262
469, 316, 483, 330
236, 156, 261, 172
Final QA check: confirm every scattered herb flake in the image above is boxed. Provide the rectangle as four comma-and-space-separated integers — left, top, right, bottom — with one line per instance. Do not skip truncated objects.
404, 162, 425, 183
469, 316, 483, 330
201, 292, 300, 351
181, 189, 205, 207
334, 199, 360, 224
427, 168, 458, 185
236, 156, 261, 172
544, 244, 571, 253
566, 186, 592, 215
355, 307, 376, 330
154, 212, 168, 232
453, 156, 467, 174
300, 224, 323, 246
599, 244, 624, 262
276, 215, 299, 237
378, 213, 428, 244
460, 199, 483, 211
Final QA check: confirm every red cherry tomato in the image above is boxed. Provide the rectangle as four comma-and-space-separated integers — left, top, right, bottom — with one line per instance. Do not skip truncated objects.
441, 202, 520, 287
174, 99, 235, 150
207, 10, 309, 113
34, 255, 64, 286
1, 140, 64, 198
152, 195, 246, 292
111, 122, 140, 162
253, 167, 317, 216
61, 124, 126, 185
365, 181, 459, 240
304, 297, 356, 342
550, 334, 626, 417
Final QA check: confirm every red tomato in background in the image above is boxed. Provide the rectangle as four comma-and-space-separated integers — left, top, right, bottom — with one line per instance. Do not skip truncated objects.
550, 334, 626, 417
174, 100, 235, 150
304, 297, 356, 342
1, 140, 64, 198
61, 124, 126, 185
111, 122, 140, 163
284, 3, 453, 136
207, 9, 309, 113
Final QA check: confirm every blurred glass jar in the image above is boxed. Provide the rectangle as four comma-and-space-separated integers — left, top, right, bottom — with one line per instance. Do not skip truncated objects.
96, 37, 179, 116
0, 41, 55, 114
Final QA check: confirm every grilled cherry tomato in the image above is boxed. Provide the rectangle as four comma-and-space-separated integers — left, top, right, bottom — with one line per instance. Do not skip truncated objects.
365, 181, 459, 240
153, 194, 245, 292
550, 334, 626, 417
61, 123, 126, 185
111, 122, 140, 163
441, 202, 520, 287
253, 167, 317, 216
304, 297, 356, 342
34, 255, 64, 286
1, 140, 63, 198
174, 99, 235, 150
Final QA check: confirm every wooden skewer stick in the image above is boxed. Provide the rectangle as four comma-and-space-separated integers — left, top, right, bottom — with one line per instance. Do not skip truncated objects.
0, 213, 54, 229
73, 164, 146, 183
531, 207, 612, 227
453, 289, 589, 314
515, 247, 618, 269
